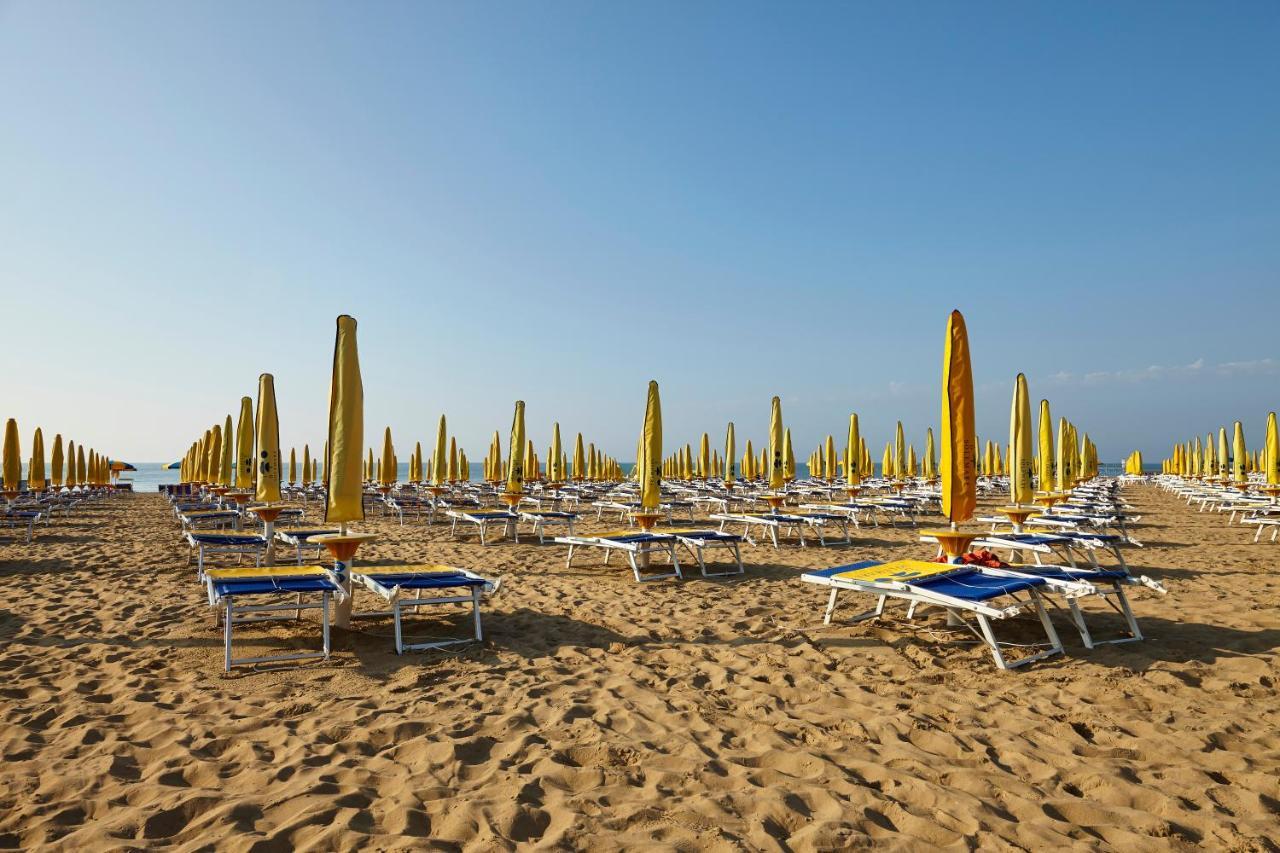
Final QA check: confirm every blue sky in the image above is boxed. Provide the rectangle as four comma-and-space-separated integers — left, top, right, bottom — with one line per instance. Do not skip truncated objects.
2, 2, 1277, 464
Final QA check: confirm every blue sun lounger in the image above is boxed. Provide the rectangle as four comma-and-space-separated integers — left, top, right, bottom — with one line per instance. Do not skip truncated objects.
204, 565, 343, 671
555, 530, 681, 582
801, 559, 1068, 670
1, 509, 43, 543
186, 531, 269, 577
517, 510, 579, 544
446, 509, 518, 544
274, 527, 340, 565
350, 566, 498, 654
667, 530, 745, 577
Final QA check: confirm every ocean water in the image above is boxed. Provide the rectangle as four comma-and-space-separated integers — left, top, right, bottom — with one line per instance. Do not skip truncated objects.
118, 461, 1156, 492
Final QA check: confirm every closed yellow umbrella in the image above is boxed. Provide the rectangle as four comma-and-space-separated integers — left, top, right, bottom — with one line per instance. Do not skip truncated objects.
699, 433, 711, 481
882, 443, 892, 479
430, 415, 448, 488
236, 396, 255, 490
551, 423, 564, 483
743, 439, 754, 480
76, 443, 87, 487
220, 415, 234, 487
325, 314, 364, 524
768, 396, 784, 490
65, 440, 77, 488
302, 444, 312, 487
724, 422, 736, 487
894, 421, 906, 481
289, 447, 297, 485
28, 427, 45, 491
1055, 418, 1072, 491
319, 314, 373, 628
255, 374, 282, 503
823, 434, 835, 482
505, 401, 526, 500
923, 427, 936, 479
784, 429, 796, 481
846, 414, 861, 488
1009, 373, 1034, 505
1233, 421, 1247, 483
450, 436, 461, 483
1263, 412, 1278, 488
588, 442, 598, 480
573, 433, 586, 481
940, 309, 977, 529
459, 449, 469, 482
640, 381, 662, 516
907, 444, 918, 477
51, 434, 64, 489
1218, 427, 1230, 478
381, 427, 396, 487
1037, 400, 1054, 491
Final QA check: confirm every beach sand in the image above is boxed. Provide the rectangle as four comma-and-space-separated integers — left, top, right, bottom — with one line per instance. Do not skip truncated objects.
1, 486, 1277, 850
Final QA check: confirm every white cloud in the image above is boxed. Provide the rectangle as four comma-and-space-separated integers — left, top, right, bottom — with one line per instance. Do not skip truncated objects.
1041, 356, 1276, 387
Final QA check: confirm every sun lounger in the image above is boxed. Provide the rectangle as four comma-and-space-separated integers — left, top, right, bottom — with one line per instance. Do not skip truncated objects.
709, 511, 850, 547
555, 530, 682, 582
350, 565, 498, 654
186, 530, 269, 577
664, 529, 745, 577
0, 509, 43, 543
204, 565, 343, 671
446, 509, 518, 544
275, 527, 341, 564
517, 510, 579, 544
179, 509, 242, 531
800, 559, 1067, 670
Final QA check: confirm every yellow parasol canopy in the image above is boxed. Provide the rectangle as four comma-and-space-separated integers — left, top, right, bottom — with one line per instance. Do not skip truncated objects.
768, 396, 784, 490
846, 414, 861, 486
325, 314, 364, 523
303, 444, 312, 487
3, 417, 22, 491
1009, 373, 1033, 505
506, 401, 526, 496
940, 310, 976, 525
51, 434, 64, 488
381, 427, 396, 487
220, 415, 234, 486
236, 396, 255, 489
432, 415, 448, 487
724, 422, 735, 486
255, 373, 282, 503
640, 381, 662, 510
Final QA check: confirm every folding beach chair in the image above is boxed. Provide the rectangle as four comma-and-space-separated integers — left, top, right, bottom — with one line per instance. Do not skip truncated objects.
665, 529, 745, 577
0, 509, 42, 543
800, 559, 1069, 670
186, 531, 270, 578
446, 509, 518, 544
274, 527, 341, 565
204, 565, 343, 672
555, 530, 682, 582
517, 510, 579, 544
350, 565, 499, 654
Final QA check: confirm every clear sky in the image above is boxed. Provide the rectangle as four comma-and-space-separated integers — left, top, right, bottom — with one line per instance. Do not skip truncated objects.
2, 2, 1277, 465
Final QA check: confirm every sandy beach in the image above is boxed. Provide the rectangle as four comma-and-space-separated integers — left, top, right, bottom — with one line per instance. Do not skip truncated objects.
1, 484, 1277, 850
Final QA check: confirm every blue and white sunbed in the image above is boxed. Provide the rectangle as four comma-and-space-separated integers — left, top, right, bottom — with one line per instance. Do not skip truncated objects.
350, 565, 498, 654
801, 559, 1071, 670
204, 565, 343, 671
517, 510, 579, 544
709, 511, 850, 547
555, 530, 682, 582
185, 530, 269, 577
274, 527, 340, 565
446, 509, 518, 544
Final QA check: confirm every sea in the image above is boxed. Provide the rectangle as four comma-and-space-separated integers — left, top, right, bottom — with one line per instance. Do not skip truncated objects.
118, 461, 1155, 492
